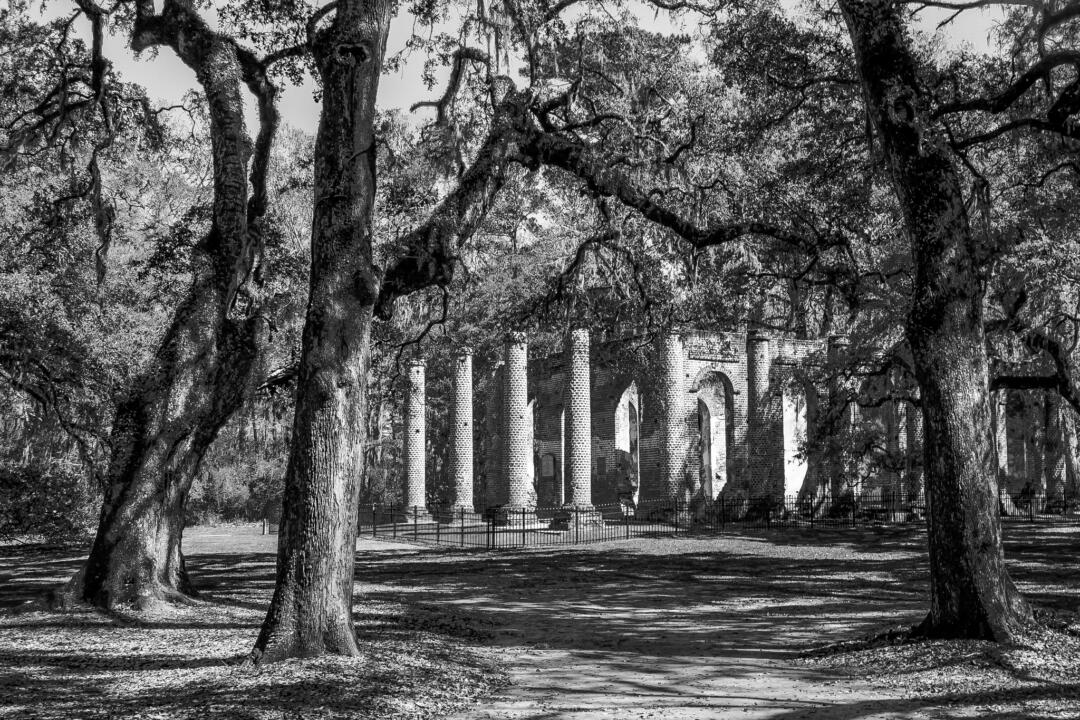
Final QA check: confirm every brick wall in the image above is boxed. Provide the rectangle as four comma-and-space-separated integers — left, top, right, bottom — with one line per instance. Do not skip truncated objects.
470, 329, 944, 510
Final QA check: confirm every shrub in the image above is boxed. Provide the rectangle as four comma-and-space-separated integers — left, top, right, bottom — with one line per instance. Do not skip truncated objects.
0, 460, 99, 541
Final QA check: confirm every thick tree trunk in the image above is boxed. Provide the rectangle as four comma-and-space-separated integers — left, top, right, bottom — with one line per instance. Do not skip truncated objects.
251, 1, 390, 662
80, 288, 264, 608
72, 1, 278, 610
911, 325, 1030, 639
840, 0, 1032, 641
1063, 408, 1080, 498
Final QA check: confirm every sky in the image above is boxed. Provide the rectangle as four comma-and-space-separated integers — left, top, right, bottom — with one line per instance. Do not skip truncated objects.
32, 1, 450, 132
27, 0, 1007, 135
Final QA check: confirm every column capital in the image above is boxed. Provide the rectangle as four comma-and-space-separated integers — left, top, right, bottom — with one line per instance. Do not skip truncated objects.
660, 332, 684, 356
827, 334, 850, 348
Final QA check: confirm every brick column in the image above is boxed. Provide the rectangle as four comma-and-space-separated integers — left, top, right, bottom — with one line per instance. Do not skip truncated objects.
556, 408, 566, 505
403, 359, 430, 520
1043, 393, 1062, 505
905, 400, 924, 503
1025, 396, 1046, 500
503, 332, 535, 512
883, 400, 902, 516
482, 367, 503, 508
660, 333, 688, 500
566, 328, 593, 508
993, 390, 1009, 488
451, 349, 474, 512
826, 335, 854, 502
747, 333, 776, 499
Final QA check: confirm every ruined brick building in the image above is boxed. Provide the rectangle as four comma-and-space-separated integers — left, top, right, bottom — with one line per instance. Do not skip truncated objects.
399, 329, 1074, 515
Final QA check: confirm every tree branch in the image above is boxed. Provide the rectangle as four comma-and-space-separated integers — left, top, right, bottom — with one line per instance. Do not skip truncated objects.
1022, 327, 1080, 415
933, 52, 1080, 118
410, 47, 491, 125
517, 128, 837, 253
375, 85, 530, 319
990, 374, 1059, 391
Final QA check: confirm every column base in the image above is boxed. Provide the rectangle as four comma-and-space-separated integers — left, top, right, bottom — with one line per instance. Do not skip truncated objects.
638, 501, 691, 526
549, 505, 605, 530
488, 505, 544, 528
440, 506, 478, 524
398, 507, 433, 524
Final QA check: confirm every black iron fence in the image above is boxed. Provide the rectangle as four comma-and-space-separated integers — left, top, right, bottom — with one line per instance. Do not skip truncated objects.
354, 492, 1079, 549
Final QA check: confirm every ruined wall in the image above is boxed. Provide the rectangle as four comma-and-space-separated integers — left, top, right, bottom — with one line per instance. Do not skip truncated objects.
397, 324, 1080, 515
468, 329, 940, 511
481, 330, 775, 507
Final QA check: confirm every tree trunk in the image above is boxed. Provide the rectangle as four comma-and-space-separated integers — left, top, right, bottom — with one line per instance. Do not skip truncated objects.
73, 1, 278, 610
80, 291, 265, 608
251, 1, 391, 662
1063, 408, 1080, 499
840, 0, 1032, 641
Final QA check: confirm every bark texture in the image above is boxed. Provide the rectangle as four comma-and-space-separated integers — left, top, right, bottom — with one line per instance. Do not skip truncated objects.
251, 0, 391, 662
251, 27, 535, 661
839, 0, 1032, 641
76, 0, 277, 609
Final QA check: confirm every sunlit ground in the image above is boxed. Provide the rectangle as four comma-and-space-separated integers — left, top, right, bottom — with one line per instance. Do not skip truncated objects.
1, 524, 1078, 719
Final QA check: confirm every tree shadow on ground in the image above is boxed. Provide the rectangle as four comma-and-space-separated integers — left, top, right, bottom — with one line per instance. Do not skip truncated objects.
349, 524, 1080, 718
0, 544, 85, 608
351, 535, 931, 663
2, 524, 1078, 719
0, 652, 426, 720
0, 538, 500, 720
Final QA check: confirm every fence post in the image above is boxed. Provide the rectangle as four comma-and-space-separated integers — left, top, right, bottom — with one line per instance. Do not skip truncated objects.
574, 506, 580, 544
460, 507, 465, 547
1030, 496, 1036, 523
436, 509, 441, 544
393, 504, 398, 539
414, 506, 419, 539
372, 503, 377, 538
521, 507, 527, 547
624, 506, 630, 539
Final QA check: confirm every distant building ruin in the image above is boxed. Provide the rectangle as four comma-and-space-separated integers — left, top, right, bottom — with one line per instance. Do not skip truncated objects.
401, 329, 1070, 517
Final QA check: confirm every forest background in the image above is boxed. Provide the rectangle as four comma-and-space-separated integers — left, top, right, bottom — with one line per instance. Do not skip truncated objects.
2, 0, 1078, 544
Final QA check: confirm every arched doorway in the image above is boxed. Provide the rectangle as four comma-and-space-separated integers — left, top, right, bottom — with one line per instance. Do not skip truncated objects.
614, 383, 641, 506
692, 370, 736, 497
698, 399, 716, 497
782, 379, 818, 499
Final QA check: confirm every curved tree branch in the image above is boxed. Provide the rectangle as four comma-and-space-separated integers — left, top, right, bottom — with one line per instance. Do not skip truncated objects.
375, 84, 532, 319
516, 127, 836, 253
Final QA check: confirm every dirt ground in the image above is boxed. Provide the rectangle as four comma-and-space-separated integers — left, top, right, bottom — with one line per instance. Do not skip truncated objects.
1, 524, 1079, 719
